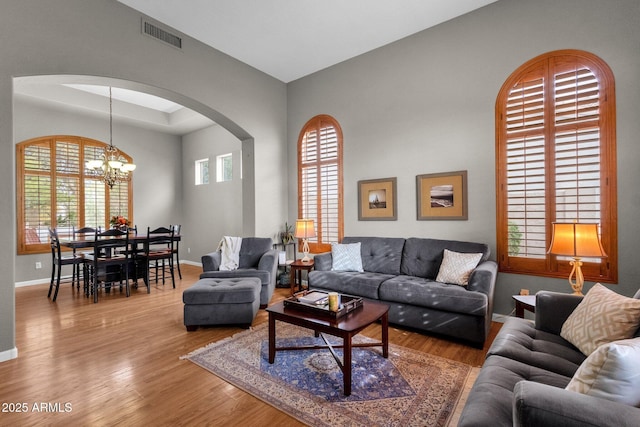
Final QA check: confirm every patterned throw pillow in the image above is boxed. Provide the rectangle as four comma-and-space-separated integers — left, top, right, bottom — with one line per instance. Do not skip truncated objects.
331, 242, 364, 272
566, 337, 640, 407
561, 284, 640, 356
435, 249, 483, 286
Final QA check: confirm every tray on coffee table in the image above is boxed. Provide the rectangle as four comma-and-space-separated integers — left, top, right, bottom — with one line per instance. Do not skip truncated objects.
283, 290, 363, 318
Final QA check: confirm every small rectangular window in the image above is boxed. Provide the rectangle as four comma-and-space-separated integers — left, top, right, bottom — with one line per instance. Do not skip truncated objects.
216, 153, 233, 182
195, 158, 209, 185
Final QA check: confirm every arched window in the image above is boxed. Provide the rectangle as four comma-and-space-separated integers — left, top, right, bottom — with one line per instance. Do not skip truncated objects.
17, 135, 134, 254
496, 50, 617, 283
297, 115, 344, 253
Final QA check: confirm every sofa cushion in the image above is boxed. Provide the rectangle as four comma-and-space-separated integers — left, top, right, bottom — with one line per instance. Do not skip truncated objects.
342, 237, 405, 275
378, 275, 487, 315
331, 242, 364, 272
561, 284, 640, 355
308, 270, 393, 299
488, 317, 586, 378
435, 249, 483, 286
566, 337, 640, 407
238, 237, 273, 269
400, 237, 490, 279
458, 355, 572, 427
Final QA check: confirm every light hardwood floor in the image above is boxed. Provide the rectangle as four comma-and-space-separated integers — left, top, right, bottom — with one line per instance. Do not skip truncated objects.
1, 264, 500, 426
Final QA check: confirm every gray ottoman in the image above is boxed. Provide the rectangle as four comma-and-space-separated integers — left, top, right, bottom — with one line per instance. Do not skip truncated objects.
183, 277, 261, 331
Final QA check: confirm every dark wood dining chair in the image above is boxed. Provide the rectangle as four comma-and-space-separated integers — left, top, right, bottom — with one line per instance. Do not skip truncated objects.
141, 226, 176, 289
83, 228, 131, 303
71, 226, 99, 291
48, 228, 84, 302
170, 224, 182, 280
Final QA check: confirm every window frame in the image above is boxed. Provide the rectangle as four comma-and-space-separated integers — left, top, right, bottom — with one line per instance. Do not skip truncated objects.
495, 49, 617, 283
297, 114, 344, 253
216, 153, 233, 183
195, 158, 209, 185
17, 135, 134, 255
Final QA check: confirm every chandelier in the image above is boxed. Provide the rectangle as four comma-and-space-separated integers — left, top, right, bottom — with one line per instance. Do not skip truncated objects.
86, 87, 136, 188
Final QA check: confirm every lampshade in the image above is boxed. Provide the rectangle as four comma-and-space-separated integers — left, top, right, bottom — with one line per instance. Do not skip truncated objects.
294, 219, 316, 239
547, 222, 607, 258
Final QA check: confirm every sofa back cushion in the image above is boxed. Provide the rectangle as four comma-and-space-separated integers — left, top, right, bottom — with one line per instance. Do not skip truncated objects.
239, 237, 273, 269
400, 238, 490, 280
342, 237, 405, 275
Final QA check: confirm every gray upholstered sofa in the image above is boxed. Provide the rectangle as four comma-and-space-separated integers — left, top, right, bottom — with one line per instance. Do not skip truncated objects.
200, 237, 278, 307
459, 290, 640, 427
308, 236, 497, 346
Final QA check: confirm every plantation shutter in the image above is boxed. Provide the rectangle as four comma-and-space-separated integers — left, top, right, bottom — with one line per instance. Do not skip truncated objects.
504, 71, 547, 260
55, 139, 81, 238
21, 141, 52, 250
298, 115, 343, 252
497, 50, 616, 282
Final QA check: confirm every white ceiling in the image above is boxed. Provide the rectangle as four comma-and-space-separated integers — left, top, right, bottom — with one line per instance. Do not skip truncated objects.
118, 0, 498, 83
15, 1, 498, 136
14, 78, 215, 136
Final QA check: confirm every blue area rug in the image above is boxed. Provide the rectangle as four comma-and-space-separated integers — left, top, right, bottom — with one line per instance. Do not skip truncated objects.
183, 322, 477, 426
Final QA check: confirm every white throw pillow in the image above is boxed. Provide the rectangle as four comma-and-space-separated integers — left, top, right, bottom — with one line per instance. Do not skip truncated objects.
566, 337, 640, 407
560, 284, 640, 356
331, 242, 364, 272
435, 249, 483, 286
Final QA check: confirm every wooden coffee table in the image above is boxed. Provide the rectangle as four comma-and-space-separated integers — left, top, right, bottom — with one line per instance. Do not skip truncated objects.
266, 299, 389, 396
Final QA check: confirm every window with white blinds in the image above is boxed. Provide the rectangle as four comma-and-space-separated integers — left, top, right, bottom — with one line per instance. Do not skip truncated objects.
17, 136, 134, 254
298, 115, 343, 252
496, 50, 617, 283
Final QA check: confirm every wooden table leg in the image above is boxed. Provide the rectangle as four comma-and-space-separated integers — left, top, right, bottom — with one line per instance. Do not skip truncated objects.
515, 300, 524, 318
268, 314, 276, 364
381, 311, 389, 358
343, 334, 352, 396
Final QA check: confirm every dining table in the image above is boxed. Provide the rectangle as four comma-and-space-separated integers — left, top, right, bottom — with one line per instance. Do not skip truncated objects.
59, 231, 181, 297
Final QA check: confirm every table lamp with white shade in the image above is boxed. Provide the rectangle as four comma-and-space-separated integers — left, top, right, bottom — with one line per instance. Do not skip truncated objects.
294, 219, 316, 263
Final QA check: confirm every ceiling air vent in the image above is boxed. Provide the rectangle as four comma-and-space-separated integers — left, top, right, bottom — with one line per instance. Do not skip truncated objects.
142, 19, 182, 49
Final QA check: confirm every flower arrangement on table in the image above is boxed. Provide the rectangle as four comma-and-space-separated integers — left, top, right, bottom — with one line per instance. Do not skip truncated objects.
110, 215, 130, 230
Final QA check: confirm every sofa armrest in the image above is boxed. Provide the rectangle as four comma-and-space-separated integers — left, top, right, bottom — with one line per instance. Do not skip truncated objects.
467, 260, 497, 296
258, 249, 279, 286
535, 291, 583, 335
201, 251, 221, 271
313, 252, 332, 271
513, 381, 640, 427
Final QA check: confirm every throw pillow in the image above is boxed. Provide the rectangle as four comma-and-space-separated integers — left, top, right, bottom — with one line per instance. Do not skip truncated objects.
566, 337, 640, 407
560, 283, 640, 356
435, 249, 483, 286
331, 242, 364, 272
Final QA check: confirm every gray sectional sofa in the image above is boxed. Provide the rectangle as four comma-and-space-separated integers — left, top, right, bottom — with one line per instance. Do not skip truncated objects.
308, 236, 497, 346
459, 290, 640, 427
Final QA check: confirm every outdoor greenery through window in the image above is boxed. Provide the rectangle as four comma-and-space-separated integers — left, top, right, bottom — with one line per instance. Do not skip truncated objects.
216, 153, 233, 182
496, 50, 617, 283
298, 115, 344, 253
195, 158, 209, 185
17, 136, 134, 254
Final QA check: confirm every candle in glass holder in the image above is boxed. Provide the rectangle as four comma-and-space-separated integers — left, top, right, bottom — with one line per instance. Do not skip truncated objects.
328, 292, 340, 312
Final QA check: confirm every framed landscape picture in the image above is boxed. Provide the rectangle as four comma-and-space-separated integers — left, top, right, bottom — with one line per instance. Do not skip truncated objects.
416, 170, 468, 220
358, 177, 397, 221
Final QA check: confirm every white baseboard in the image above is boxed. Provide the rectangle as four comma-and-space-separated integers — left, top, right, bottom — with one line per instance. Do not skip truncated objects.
0, 347, 18, 363
492, 313, 511, 323
15, 259, 202, 288
15, 278, 52, 288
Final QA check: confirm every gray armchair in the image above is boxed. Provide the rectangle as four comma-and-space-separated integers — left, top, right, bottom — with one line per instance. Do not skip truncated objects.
200, 237, 278, 307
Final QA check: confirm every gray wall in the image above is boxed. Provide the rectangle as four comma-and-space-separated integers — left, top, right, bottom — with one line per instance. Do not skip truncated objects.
0, 0, 287, 360
287, 0, 640, 315
181, 125, 244, 259
13, 97, 183, 283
